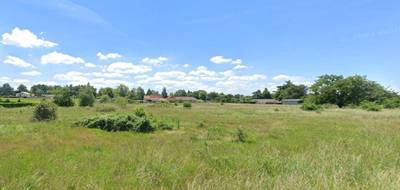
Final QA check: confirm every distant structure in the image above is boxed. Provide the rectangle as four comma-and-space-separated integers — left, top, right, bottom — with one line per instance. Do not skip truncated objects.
167, 96, 199, 103
253, 99, 281, 104
144, 95, 165, 102
15, 92, 31, 98
282, 99, 303, 105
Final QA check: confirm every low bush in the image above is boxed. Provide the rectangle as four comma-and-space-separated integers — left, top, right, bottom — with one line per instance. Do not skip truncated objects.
77, 114, 154, 132
114, 97, 128, 108
0, 102, 36, 108
79, 89, 95, 107
183, 102, 192, 108
234, 128, 248, 143
301, 102, 322, 111
33, 101, 57, 121
53, 90, 74, 107
99, 95, 111, 103
383, 98, 400, 109
95, 105, 117, 112
360, 101, 383, 112
134, 108, 146, 117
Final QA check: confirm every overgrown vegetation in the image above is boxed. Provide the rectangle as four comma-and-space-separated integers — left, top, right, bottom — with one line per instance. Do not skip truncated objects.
183, 102, 192, 108
78, 88, 95, 107
53, 88, 74, 107
360, 101, 383, 112
33, 101, 57, 121
95, 105, 117, 112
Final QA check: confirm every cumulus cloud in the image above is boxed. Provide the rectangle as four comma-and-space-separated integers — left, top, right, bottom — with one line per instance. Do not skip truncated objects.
53, 71, 132, 88
106, 62, 152, 74
210, 56, 242, 65
97, 52, 122, 60
41, 51, 85, 65
3, 56, 34, 68
183, 64, 190, 68
233, 65, 248, 70
141, 57, 168, 66
21, 71, 42, 76
1, 27, 57, 48
272, 74, 311, 86
84, 62, 97, 68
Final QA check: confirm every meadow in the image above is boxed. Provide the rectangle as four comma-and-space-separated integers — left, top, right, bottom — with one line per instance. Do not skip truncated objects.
1, 101, 400, 189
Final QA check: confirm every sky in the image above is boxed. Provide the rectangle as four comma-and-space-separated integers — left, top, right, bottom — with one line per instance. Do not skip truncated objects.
0, 0, 399, 94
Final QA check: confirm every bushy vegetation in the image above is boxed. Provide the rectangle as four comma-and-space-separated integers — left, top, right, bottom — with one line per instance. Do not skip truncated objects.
99, 95, 111, 103
33, 101, 57, 121
95, 105, 117, 112
53, 88, 74, 107
114, 97, 128, 108
0, 98, 36, 108
183, 102, 192, 108
360, 101, 383, 112
234, 128, 248, 143
301, 102, 322, 111
77, 114, 154, 132
382, 97, 400, 109
78, 88, 95, 107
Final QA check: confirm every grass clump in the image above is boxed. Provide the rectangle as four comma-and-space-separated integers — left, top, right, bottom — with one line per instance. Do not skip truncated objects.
95, 105, 117, 112
301, 102, 322, 111
183, 102, 192, 108
33, 101, 57, 121
360, 101, 383, 112
234, 128, 248, 143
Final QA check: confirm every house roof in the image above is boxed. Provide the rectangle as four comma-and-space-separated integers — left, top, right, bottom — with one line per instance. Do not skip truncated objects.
144, 96, 165, 101
167, 96, 198, 101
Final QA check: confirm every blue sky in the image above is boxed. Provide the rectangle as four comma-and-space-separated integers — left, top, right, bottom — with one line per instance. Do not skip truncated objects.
0, 0, 399, 94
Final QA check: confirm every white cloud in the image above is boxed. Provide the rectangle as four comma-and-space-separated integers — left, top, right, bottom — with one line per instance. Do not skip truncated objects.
1, 27, 57, 48
272, 74, 311, 86
3, 56, 34, 68
84, 62, 97, 68
97, 52, 122, 60
12, 79, 30, 84
210, 56, 242, 65
88, 72, 125, 78
21, 71, 42, 76
54, 71, 88, 83
183, 64, 190, 68
233, 65, 248, 70
53, 71, 132, 88
106, 62, 152, 74
141, 57, 168, 66
0, 76, 10, 83
41, 51, 85, 65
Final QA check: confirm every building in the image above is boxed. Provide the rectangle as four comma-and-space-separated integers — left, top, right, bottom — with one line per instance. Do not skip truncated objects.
144, 95, 165, 102
15, 92, 31, 98
282, 99, 303, 105
253, 99, 282, 104
167, 96, 199, 102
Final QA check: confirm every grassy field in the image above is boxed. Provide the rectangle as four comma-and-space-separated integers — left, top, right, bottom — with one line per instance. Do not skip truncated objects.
1, 102, 400, 189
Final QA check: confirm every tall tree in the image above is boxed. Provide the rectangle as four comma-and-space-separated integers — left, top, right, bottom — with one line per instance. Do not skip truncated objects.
0, 83, 14, 96
17, 84, 28, 92
275, 81, 307, 100
136, 87, 145, 100
174, 89, 187, 97
252, 90, 262, 99
261, 88, 272, 99
161, 87, 168, 98
116, 84, 129, 97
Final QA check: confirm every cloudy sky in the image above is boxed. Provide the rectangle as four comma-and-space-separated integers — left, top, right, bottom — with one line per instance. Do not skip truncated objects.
1, 0, 399, 94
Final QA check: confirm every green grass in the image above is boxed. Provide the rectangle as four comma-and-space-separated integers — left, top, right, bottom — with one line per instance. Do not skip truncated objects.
1, 102, 400, 189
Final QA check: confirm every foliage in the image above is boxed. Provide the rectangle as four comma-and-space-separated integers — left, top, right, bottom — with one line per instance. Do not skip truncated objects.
33, 101, 57, 121
382, 98, 400, 109
161, 87, 168, 98
17, 84, 28, 92
0, 83, 14, 96
53, 88, 74, 107
98, 87, 114, 98
234, 128, 248, 143
0, 102, 36, 108
360, 101, 383, 112
78, 88, 95, 107
95, 105, 117, 112
99, 95, 111, 103
116, 84, 129, 97
275, 81, 307, 100
134, 108, 146, 117
114, 97, 128, 108
252, 88, 272, 99
183, 102, 192, 108
301, 102, 323, 111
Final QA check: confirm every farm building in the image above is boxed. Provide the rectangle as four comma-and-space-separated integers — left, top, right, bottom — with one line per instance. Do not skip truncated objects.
282, 99, 303, 105
253, 99, 281, 104
144, 95, 165, 102
15, 92, 31, 98
167, 96, 199, 102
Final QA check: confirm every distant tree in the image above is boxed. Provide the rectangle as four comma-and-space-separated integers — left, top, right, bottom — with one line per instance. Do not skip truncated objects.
0, 83, 15, 96
136, 87, 145, 100
146, 89, 152, 96
128, 88, 137, 100
53, 88, 74, 107
161, 87, 168, 98
174, 89, 187, 97
99, 87, 114, 98
192, 90, 207, 101
17, 84, 28, 92
275, 81, 307, 100
31, 84, 50, 96
207, 92, 219, 101
261, 88, 272, 99
116, 84, 129, 97
252, 90, 262, 99
78, 88, 95, 107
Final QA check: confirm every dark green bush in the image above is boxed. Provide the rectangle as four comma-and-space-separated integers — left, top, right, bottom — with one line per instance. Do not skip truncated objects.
0, 102, 36, 108
360, 101, 383, 112
77, 114, 154, 133
183, 102, 192, 108
383, 98, 400, 109
134, 108, 146, 117
114, 97, 128, 108
99, 95, 111, 103
33, 101, 57, 121
301, 102, 322, 111
79, 89, 95, 107
53, 90, 74, 107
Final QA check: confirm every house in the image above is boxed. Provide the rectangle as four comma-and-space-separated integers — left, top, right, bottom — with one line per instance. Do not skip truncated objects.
144, 95, 165, 102
167, 96, 199, 103
252, 99, 281, 104
282, 99, 303, 105
15, 92, 31, 98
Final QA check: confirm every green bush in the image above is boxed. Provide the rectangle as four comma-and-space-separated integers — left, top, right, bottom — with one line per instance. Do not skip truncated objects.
360, 101, 383, 112
77, 114, 154, 133
383, 98, 400, 109
234, 128, 248, 143
99, 95, 111, 103
53, 90, 74, 107
114, 97, 128, 108
301, 102, 322, 111
33, 101, 57, 121
183, 102, 192, 108
0, 102, 36, 108
95, 105, 117, 112
134, 108, 146, 117
79, 89, 95, 107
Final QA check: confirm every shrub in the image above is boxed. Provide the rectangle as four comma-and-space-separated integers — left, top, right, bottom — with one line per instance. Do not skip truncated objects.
33, 101, 57, 121
115, 97, 128, 108
383, 98, 400, 109
53, 89, 74, 107
95, 105, 117, 112
183, 102, 192, 108
99, 95, 111, 103
301, 102, 322, 111
0, 102, 36, 108
134, 108, 146, 117
234, 128, 248, 143
360, 101, 383, 112
79, 89, 95, 107
77, 114, 154, 133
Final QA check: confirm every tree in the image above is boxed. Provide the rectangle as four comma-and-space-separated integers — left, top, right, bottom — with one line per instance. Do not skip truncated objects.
31, 84, 51, 96
17, 84, 28, 92
116, 84, 129, 97
174, 89, 187, 97
78, 88, 95, 107
0, 83, 15, 96
252, 90, 262, 99
274, 81, 307, 100
146, 89, 152, 96
99, 87, 114, 98
53, 88, 74, 107
262, 88, 272, 99
136, 87, 145, 100
161, 87, 168, 98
